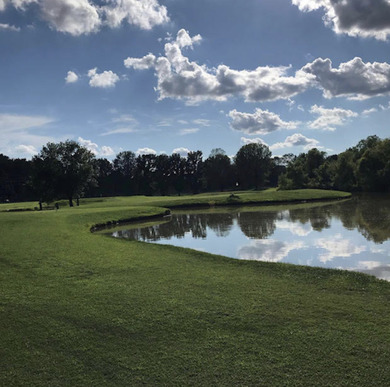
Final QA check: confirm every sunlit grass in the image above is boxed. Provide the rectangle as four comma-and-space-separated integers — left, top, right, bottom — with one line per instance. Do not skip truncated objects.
1, 189, 389, 385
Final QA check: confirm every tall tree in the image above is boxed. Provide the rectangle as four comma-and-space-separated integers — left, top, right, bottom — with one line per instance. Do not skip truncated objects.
32, 140, 97, 207
186, 151, 203, 194
234, 143, 272, 189
204, 150, 233, 191
113, 151, 137, 195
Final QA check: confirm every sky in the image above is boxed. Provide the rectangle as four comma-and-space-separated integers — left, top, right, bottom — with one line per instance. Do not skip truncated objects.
1, 0, 390, 160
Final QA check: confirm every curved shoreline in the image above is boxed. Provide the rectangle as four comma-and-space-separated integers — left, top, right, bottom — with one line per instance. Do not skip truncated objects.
90, 192, 351, 232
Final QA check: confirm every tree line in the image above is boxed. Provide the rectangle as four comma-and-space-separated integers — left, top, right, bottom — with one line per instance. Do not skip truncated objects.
0, 135, 389, 206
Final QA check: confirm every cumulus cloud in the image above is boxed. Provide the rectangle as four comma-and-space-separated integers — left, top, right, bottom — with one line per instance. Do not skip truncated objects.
229, 108, 299, 135
302, 57, 390, 100
78, 137, 114, 157
270, 133, 320, 151
39, 0, 101, 36
124, 53, 156, 70
65, 70, 78, 84
172, 147, 190, 157
88, 68, 120, 88
124, 29, 314, 104
175, 28, 202, 48
308, 104, 358, 131
136, 147, 156, 155
292, 0, 390, 40
102, 0, 169, 30
240, 137, 269, 146
100, 145, 115, 156
0, 0, 169, 36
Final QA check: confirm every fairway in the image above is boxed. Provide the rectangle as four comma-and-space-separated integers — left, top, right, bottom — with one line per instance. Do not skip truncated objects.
1, 190, 390, 386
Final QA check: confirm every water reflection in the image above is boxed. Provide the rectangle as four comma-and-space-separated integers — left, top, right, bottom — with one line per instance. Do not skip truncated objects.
108, 194, 390, 281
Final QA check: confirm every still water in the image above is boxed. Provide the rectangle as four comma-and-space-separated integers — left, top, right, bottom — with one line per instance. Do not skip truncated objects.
108, 195, 390, 280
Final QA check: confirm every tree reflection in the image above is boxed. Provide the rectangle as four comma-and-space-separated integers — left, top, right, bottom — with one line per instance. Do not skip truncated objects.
237, 211, 277, 239
113, 195, 390, 245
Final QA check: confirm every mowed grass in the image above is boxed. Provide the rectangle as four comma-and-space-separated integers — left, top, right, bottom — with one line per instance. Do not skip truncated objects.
1, 189, 390, 386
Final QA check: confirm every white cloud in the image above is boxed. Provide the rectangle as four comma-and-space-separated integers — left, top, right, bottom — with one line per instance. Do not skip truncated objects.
124, 29, 314, 104
276, 219, 313, 237
308, 105, 358, 131
270, 133, 320, 151
100, 145, 115, 156
136, 147, 156, 155
302, 57, 390, 100
179, 128, 199, 135
362, 107, 378, 116
65, 70, 78, 84
193, 119, 210, 126
78, 137, 115, 157
14, 144, 38, 156
172, 147, 190, 156
0, 113, 53, 132
124, 53, 156, 70
100, 127, 136, 136
238, 239, 305, 262
0, 23, 20, 31
0, 113, 56, 158
240, 137, 268, 146
40, 0, 101, 36
88, 68, 120, 88
102, 0, 169, 30
78, 136, 99, 154
175, 28, 202, 48
112, 114, 137, 123
292, 0, 390, 40
315, 234, 366, 263
229, 108, 299, 135
0, 0, 169, 35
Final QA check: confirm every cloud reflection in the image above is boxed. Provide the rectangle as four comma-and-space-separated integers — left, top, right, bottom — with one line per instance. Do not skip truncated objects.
238, 239, 305, 262
315, 234, 366, 263
276, 219, 313, 236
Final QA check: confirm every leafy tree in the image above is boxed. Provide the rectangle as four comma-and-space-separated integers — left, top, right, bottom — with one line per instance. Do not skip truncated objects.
333, 150, 357, 191
155, 154, 171, 195
135, 154, 157, 195
113, 151, 137, 195
186, 151, 203, 194
357, 139, 390, 191
169, 153, 186, 195
204, 150, 233, 191
32, 140, 97, 207
234, 143, 272, 189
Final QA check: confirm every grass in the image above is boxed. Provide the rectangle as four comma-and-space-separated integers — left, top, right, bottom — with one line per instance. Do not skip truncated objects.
1, 189, 389, 386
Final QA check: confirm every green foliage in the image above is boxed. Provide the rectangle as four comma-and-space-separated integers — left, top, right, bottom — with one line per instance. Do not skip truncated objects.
32, 140, 97, 206
234, 143, 272, 189
278, 136, 390, 192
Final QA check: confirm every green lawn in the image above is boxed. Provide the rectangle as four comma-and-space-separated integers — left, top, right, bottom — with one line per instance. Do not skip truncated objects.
1, 189, 390, 386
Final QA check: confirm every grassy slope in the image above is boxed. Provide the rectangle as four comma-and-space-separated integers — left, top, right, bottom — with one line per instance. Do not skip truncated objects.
1, 190, 390, 386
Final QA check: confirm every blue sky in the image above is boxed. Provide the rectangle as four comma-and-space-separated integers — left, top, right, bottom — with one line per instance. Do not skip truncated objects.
1, 0, 390, 159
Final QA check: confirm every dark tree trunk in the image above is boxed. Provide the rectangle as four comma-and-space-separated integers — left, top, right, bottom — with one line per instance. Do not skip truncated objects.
39, 200, 43, 211
69, 197, 73, 207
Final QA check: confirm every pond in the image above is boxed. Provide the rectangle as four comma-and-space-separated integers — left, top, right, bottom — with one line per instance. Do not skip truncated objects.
105, 194, 390, 281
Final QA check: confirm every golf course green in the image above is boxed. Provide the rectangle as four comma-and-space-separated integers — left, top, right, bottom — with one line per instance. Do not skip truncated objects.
1, 189, 390, 386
